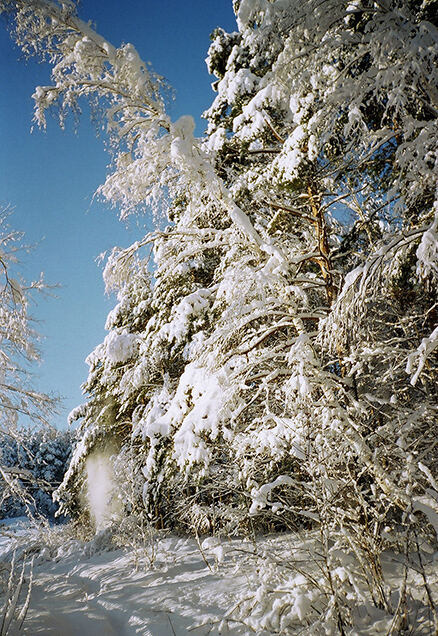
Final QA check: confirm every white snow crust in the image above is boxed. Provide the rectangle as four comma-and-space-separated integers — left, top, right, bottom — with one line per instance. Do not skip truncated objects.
2, 521, 438, 635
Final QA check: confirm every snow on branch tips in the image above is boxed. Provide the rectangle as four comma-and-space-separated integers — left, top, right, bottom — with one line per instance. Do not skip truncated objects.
3, 1, 438, 632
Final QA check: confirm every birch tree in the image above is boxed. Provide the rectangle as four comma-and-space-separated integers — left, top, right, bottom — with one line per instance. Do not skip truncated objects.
0, 210, 57, 515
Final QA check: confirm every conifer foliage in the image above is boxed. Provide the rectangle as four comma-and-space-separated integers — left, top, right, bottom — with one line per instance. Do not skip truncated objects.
0, 427, 73, 520
2, 0, 438, 630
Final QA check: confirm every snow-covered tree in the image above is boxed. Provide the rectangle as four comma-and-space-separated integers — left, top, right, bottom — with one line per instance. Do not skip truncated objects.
3, 0, 438, 629
0, 0, 301, 531
203, 1, 438, 627
0, 427, 73, 520
0, 209, 58, 516
0, 213, 53, 425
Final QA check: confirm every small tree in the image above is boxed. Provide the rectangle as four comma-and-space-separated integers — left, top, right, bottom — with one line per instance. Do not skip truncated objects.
0, 209, 58, 517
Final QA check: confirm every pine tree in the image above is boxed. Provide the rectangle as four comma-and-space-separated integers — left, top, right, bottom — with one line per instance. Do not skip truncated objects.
0, 427, 73, 520
2, 0, 438, 628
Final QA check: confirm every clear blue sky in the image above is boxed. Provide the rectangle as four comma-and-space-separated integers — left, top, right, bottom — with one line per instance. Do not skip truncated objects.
0, 1, 236, 428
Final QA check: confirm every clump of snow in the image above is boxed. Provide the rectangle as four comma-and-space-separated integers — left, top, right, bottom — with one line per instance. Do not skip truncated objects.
338, 265, 363, 301
249, 475, 295, 515
405, 325, 438, 386
104, 330, 137, 364
138, 363, 232, 477
182, 331, 206, 361
416, 204, 438, 279
274, 125, 307, 181
157, 287, 215, 345
170, 114, 196, 165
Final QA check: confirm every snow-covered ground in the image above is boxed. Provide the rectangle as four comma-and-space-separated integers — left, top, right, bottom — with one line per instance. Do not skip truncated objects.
0, 519, 268, 635
1, 519, 438, 635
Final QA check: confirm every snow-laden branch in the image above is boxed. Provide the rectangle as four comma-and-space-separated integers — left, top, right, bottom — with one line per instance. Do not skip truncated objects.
2, 0, 289, 266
